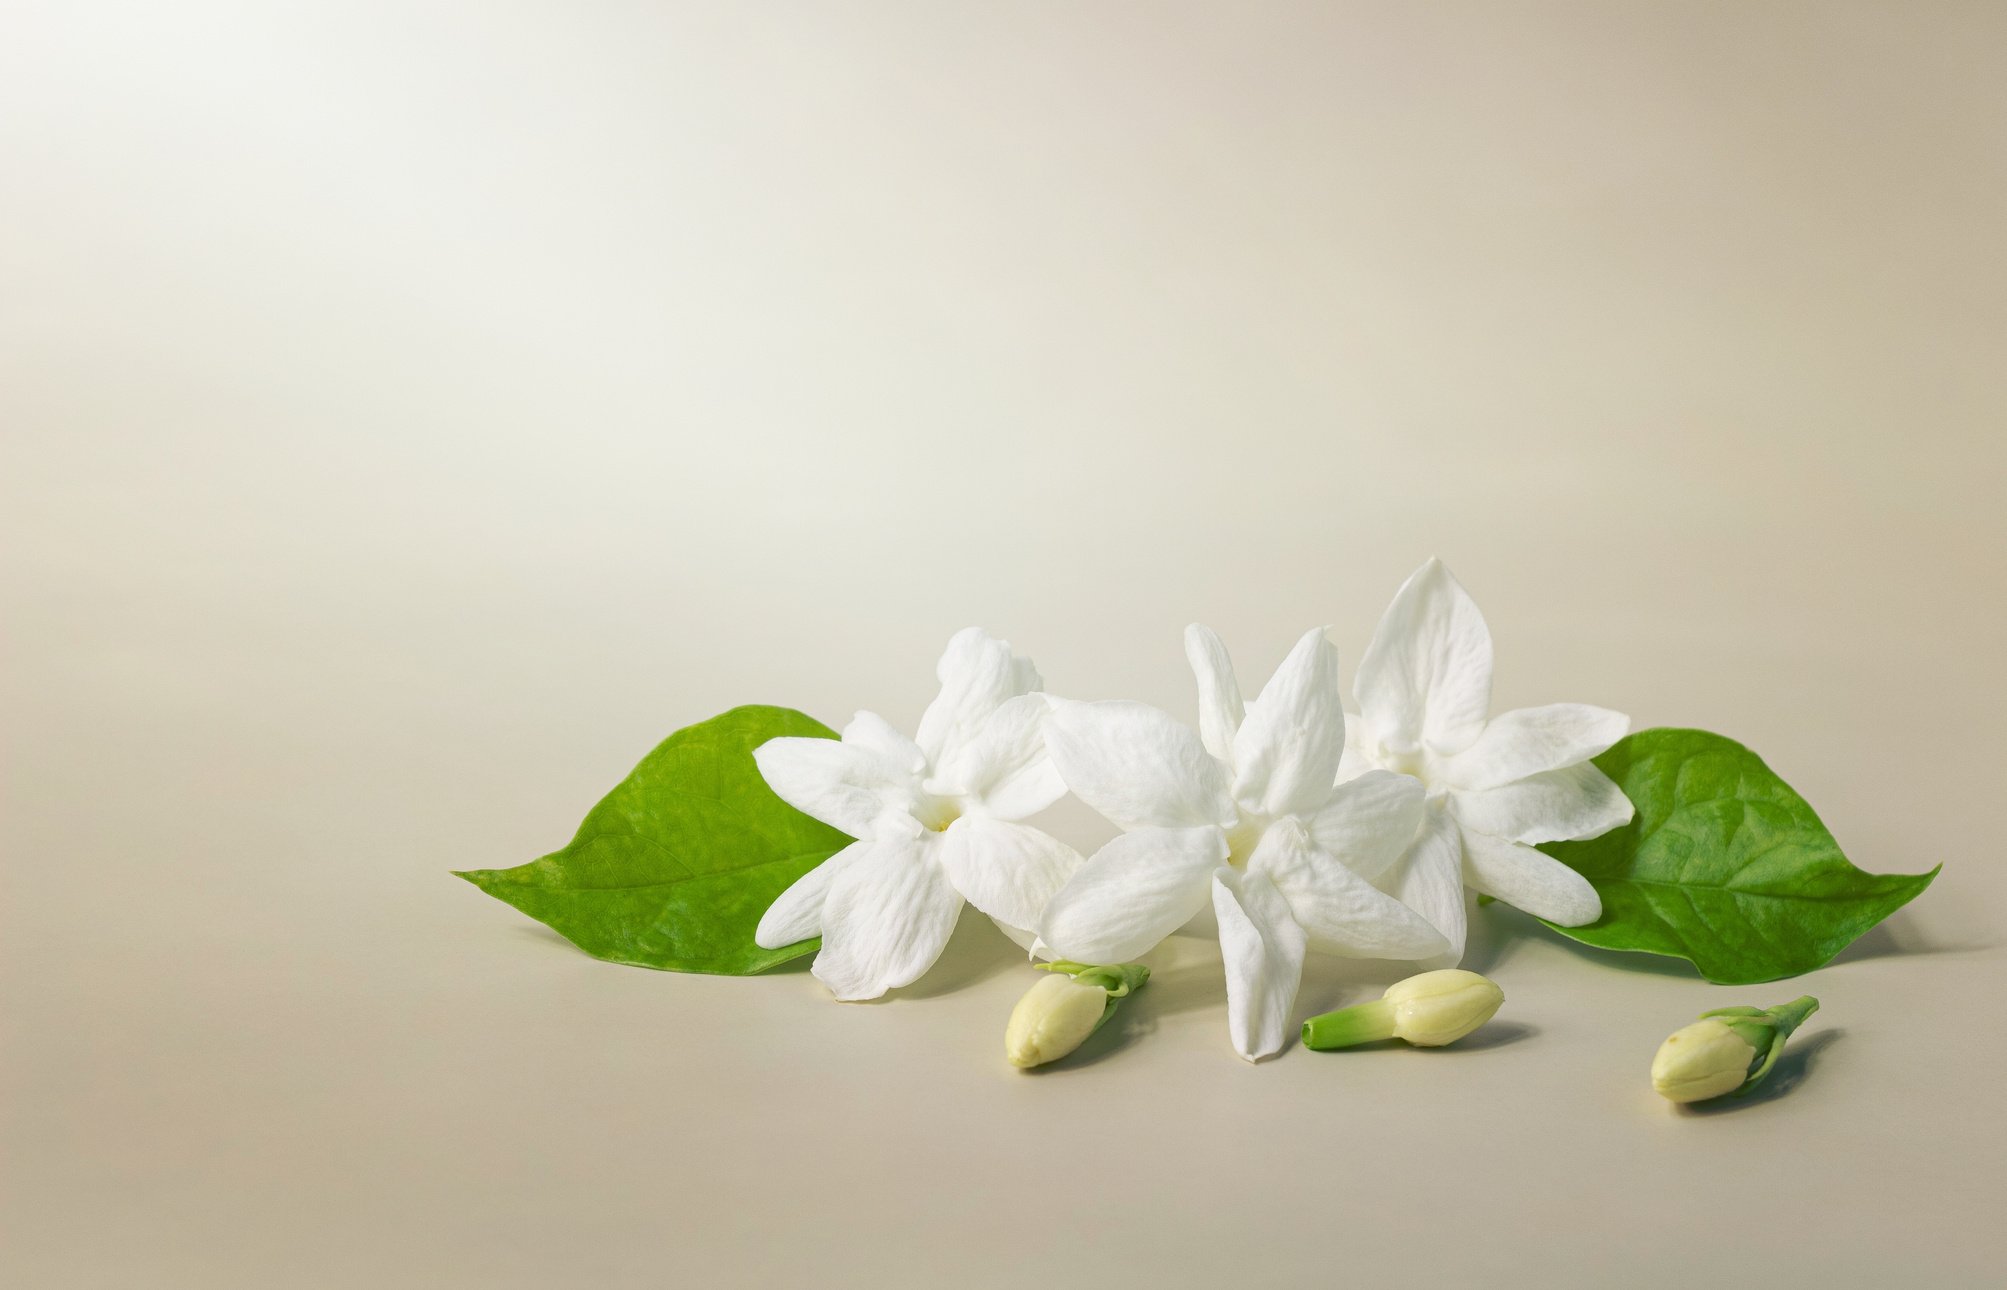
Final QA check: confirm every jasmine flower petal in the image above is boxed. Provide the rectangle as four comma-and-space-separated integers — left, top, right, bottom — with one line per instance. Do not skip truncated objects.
1039, 825, 1227, 963
1386, 807, 1468, 965
1230, 627, 1347, 819
1334, 709, 1377, 782
1249, 817, 1449, 960
1184, 623, 1245, 766
1448, 761, 1633, 844
1355, 557, 1494, 757
1459, 827, 1602, 926
914, 626, 1041, 765
752, 733, 917, 838
929, 693, 1065, 819
754, 838, 867, 948
841, 710, 927, 777
936, 816, 1082, 933
810, 827, 963, 1001
1440, 702, 1629, 791
1045, 698, 1236, 831
1304, 769, 1426, 881
1213, 868, 1308, 1062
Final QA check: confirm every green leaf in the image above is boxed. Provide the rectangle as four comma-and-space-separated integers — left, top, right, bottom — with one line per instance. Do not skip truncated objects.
1537, 728, 1937, 984
456, 705, 851, 975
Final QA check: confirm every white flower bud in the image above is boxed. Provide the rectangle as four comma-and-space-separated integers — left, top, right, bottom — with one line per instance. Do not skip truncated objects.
1383, 969, 1506, 1046
1651, 1017, 1760, 1103
1005, 972, 1111, 1068
1302, 968, 1504, 1050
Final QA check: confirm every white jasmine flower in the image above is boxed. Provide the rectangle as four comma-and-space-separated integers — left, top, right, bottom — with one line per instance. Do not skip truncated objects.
753, 628, 1079, 1001
1343, 558, 1634, 962
1037, 625, 1448, 1062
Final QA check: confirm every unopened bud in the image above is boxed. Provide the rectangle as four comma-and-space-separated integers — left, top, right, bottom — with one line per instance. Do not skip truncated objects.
1650, 1019, 1758, 1102
1302, 969, 1505, 1051
1651, 996, 1819, 1104
1004, 961, 1149, 1069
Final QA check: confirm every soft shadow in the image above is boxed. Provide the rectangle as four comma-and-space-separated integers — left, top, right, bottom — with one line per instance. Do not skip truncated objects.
1440, 1020, 1538, 1052
1682, 1028, 1844, 1114
887, 912, 1021, 1000
513, 924, 576, 953
1461, 905, 1700, 980
1026, 1008, 1157, 1072
1027, 950, 1222, 1072
1467, 902, 1991, 981
511, 925, 824, 974
1131, 963, 1226, 1017
1298, 1020, 1539, 1058
1294, 955, 1413, 1018
1825, 915, 1997, 967
1456, 901, 1529, 975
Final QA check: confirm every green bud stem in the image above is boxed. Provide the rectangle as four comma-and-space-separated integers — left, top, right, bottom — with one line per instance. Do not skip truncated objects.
1037, 960, 1150, 998
1301, 999, 1398, 1050
1031, 961, 1153, 1039
1698, 995, 1820, 1096
1763, 995, 1820, 1037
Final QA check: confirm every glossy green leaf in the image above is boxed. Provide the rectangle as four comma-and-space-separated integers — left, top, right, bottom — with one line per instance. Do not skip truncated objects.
456, 705, 851, 974
1537, 728, 1936, 984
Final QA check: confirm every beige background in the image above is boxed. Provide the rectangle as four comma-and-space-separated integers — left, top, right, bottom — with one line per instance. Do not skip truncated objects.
4, 2, 2004, 1286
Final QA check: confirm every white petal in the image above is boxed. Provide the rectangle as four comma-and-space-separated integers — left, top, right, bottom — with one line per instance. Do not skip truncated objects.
754, 838, 868, 948
1248, 817, 1448, 960
1302, 769, 1426, 882
934, 816, 1082, 933
1044, 699, 1235, 832
1184, 623, 1245, 766
1230, 628, 1347, 819
753, 734, 916, 838
1441, 703, 1629, 791
1212, 868, 1308, 1062
1385, 806, 1468, 965
928, 693, 1066, 819
1459, 826, 1602, 926
913, 627, 1041, 765
809, 831, 963, 1000
1037, 826, 1226, 963
1448, 762, 1634, 844
1355, 558, 1494, 758
841, 711, 926, 776
1334, 710, 1379, 783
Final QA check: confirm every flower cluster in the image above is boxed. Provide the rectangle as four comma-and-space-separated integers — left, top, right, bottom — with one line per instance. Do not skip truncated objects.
754, 559, 1633, 1060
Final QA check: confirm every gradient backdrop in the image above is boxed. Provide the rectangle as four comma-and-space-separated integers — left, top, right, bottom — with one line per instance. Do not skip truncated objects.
4, 4, 2003, 1286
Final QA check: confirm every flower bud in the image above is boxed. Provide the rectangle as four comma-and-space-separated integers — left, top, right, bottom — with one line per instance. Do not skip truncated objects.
1302, 968, 1505, 1051
1650, 1018, 1759, 1102
1004, 961, 1150, 1069
1650, 995, 1819, 1104
1384, 969, 1507, 1046
1005, 974, 1109, 1068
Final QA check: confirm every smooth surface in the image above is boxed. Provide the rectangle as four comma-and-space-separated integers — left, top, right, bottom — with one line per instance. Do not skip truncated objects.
4, 3, 2003, 1286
